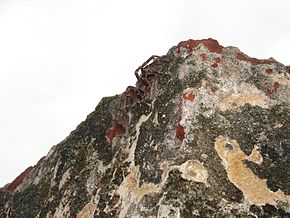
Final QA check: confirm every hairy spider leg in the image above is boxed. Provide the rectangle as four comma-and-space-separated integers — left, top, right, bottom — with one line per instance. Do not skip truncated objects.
135, 88, 144, 101
134, 71, 149, 87
137, 55, 160, 76
140, 55, 160, 69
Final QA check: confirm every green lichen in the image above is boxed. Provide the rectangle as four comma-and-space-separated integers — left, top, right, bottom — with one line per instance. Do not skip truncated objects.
10, 184, 45, 218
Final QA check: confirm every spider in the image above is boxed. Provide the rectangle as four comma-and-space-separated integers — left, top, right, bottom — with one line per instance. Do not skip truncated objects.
134, 55, 160, 90
120, 55, 161, 110
123, 86, 144, 108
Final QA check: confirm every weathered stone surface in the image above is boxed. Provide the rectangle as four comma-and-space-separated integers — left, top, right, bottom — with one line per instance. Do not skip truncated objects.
1, 38, 289, 217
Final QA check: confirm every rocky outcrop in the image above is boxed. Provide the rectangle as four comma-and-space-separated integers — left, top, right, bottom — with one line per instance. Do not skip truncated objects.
1, 38, 289, 217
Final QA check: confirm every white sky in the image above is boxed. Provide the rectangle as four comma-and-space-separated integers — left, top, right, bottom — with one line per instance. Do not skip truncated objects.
0, 0, 289, 187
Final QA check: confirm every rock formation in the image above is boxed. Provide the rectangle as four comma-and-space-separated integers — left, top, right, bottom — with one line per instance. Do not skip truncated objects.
0, 38, 289, 217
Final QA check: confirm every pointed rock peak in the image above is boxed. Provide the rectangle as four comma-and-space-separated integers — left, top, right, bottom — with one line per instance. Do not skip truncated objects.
1, 38, 289, 217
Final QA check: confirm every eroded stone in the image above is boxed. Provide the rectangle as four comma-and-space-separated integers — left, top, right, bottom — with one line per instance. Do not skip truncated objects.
1, 38, 289, 217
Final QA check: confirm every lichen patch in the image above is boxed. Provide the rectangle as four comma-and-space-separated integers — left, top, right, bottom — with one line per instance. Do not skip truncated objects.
53, 199, 71, 218
270, 72, 290, 104
117, 166, 158, 218
119, 166, 157, 200
126, 111, 153, 168
177, 88, 199, 146
247, 148, 263, 165
76, 202, 96, 218
214, 136, 290, 211
177, 160, 209, 186
217, 83, 271, 111
272, 72, 290, 86
59, 168, 71, 190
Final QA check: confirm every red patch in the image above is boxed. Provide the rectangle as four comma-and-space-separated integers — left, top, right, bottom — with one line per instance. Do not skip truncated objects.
211, 63, 218, 68
267, 82, 280, 96
213, 57, 221, 63
176, 38, 223, 54
6, 155, 46, 192
211, 87, 218, 93
106, 123, 125, 143
211, 57, 221, 68
175, 124, 185, 141
237, 53, 275, 66
7, 166, 33, 192
265, 68, 273, 74
287, 66, 290, 74
200, 53, 206, 61
183, 92, 195, 102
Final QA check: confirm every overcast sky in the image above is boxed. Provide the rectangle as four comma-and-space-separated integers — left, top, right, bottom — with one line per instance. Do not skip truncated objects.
0, 0, 289, 187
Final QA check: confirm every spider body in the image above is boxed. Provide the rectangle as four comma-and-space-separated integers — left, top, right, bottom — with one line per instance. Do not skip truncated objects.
135, 55, 160, 90
123, 86, 144, 108
120, 55, 161, 110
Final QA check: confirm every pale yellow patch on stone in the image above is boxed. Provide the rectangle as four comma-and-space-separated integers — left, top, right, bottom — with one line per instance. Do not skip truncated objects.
271, 73, 290, 86
53, 201, 70, 218
247, 148, 263, 165
153, 112, 159, 125
117, 160, 209, 217
178, 160, 209, 186
76, 202, 96, 218
59, 168, 71, 190
120, 166, 157, 199
126, 112, 153, 168
271, 73, 290, 105
46, 211, 53, 218
217, 83, 271, 111
218, 93, 269, 111
117, 166, 158, 218
214, 136, 290, 211
160, 161, 170, 179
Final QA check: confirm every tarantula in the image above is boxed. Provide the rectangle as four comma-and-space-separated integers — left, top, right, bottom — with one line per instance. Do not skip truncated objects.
123, 86, 144, 107
135, 55, 160, 90
121, 55, 161, 109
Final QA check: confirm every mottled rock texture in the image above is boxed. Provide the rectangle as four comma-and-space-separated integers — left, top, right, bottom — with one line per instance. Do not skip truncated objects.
1, 38, 289, 217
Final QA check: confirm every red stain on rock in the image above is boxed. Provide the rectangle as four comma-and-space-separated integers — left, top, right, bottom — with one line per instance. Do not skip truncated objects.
211, 63, 218, 68
265, 68, 273, 74
211, 57, 221, 68
7, 166, 33, 192
200, 53, 206, 61
237, 53, 275, 66
213, 57, 221, 63
176, 124, 185, 141
177, 38, 224, 54
106, 123, 125, 143
267, 82, 280, 96
211, 87, 218, 93
272, 82, 280, 94
175, 104, 185, 142
287, 66, 290, 74
6, 156, 46, 192
183, 92, 195, 102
